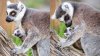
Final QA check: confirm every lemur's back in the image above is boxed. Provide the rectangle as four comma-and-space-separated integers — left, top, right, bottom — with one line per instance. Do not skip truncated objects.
21, 8, 50, 36
72, 3, 100, 35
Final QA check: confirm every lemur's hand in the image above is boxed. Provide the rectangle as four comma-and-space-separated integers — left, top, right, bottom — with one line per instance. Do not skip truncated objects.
58, 38, 68, 48
64, 26, 79, 37
64, 27, 74, 37
12, 46, 24, 54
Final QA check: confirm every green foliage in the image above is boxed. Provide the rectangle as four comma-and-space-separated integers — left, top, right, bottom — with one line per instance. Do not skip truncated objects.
59, 23, 66, 37
55, 22, 66, 38
27, 49, 33, 56
51, 22, 66, 38
24, 0, 45, 8
12, 36, 22, 46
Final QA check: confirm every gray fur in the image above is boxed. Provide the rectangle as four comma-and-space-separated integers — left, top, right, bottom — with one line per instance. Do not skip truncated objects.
81, 33, 100, 56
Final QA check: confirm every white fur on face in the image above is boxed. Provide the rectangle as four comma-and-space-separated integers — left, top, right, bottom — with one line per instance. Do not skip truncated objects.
14, 2, 26, 22
59, 15, 64, 22
61, 2, 74, 19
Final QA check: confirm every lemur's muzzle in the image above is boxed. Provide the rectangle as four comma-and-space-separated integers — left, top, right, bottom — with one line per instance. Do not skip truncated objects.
64, 14, 72, 27
65, 20, 72, 27
6, 16, 13, 22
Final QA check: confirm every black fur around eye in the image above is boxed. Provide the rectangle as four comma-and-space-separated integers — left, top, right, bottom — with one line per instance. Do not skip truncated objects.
10, 11, 16, 16
56, 5, 66, 19
64, 14, 70, 21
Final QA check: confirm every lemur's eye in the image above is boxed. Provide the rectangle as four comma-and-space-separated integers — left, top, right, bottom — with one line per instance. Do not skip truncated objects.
64, 14, 70, 21
10, 11, 16, 16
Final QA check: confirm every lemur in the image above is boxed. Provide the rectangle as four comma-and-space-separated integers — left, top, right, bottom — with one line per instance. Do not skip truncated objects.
7, 1, 50, 56
52, 1, 100, 56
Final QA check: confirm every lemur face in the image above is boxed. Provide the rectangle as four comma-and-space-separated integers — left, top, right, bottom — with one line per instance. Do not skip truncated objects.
52, 2, 74, 27
6, 1, 26, 22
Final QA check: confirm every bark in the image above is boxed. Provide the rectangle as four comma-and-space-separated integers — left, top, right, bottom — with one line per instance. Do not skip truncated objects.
0, 26, 25, 56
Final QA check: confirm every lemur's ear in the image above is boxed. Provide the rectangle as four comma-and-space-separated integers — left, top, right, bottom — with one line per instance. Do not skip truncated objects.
7, 1, 12, 6
18, 1, 22, 7
17, 1, 25, 11
61, 2, 70, 11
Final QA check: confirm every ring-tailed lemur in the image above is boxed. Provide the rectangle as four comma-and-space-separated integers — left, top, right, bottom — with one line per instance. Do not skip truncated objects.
52, 1, 100, 56
7, 1, 50, 56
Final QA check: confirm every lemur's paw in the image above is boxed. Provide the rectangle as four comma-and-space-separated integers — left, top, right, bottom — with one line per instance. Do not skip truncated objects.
12, 46, 23, 54
58, 38, 67, 48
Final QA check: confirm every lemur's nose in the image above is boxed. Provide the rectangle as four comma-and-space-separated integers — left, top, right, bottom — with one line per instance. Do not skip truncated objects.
14, 31, 21, 37
65, 20, 72, 27
6, 16, 13, 22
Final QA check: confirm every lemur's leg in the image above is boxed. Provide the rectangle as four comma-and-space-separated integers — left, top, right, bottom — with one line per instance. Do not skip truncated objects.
32, 46, 38, 56
37, 37, 50, 56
